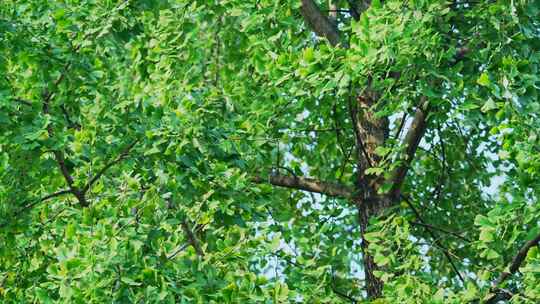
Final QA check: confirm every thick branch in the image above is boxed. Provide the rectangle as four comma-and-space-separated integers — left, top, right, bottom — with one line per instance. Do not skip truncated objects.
386, 45, 469, 195
453, 46, 470, 65
390, 98, 429, 196
300, 0, 341, 46
252, 174, 353, 199
347, 0, 372, 21
484, 231, 540, 303
347, 0, 361, 20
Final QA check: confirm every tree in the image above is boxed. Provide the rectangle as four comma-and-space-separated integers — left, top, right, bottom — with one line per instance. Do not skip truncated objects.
1, 0, 540, 303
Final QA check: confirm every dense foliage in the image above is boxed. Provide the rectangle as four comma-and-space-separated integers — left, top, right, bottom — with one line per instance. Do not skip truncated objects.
1, 0, 540, 303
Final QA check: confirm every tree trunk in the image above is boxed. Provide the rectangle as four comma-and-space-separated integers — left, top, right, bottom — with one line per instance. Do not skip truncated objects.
355, 192, 394, 298
357, 199, 383, 298
352, 88, 392, 299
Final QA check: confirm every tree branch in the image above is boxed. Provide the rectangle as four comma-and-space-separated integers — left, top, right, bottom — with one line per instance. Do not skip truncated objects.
410, 221, 471, 242
390, 98, 430, 197
484, 231, 540, 303
21, 190, 72, 214
82, 139, 139, 194
347, 0, 372, 21
60, 104, 80, 130
12, 98, 33, 106
0, 189, 71, 228
41, 73, 88, 206
402, 195, 465, 284
181, 220, 204, 257
300, 0, 341, 46
331, 284, 357, 303
346, 0, 361, 20
252, 174, 354, 199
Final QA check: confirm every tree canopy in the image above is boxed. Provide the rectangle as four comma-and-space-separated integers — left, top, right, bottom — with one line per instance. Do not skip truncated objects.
1, 0, 540, 303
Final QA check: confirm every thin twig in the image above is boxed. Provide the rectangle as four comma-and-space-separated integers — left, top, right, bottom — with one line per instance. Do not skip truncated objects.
402, 195, 465, 284
338, 145, 354, 182
394, 112, 407, 140
167, 224, 207, 260
410, 221, 471, 242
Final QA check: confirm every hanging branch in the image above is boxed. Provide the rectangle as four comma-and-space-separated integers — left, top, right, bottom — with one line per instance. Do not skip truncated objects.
394, 112, 408, 140
410, 221, 471, 242
41, 65, 89, 206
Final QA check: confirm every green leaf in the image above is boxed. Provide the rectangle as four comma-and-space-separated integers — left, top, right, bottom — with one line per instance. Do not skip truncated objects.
477, 73, 491, 86
479, 229, 494, 242
121, 277, 142, 286
35, 288, 53, 304
481, 98, 498, 112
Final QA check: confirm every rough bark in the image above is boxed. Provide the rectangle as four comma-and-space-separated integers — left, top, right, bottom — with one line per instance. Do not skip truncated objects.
356, 196, 392, 298
389, 98, 429, 197
352, 89, 391, 299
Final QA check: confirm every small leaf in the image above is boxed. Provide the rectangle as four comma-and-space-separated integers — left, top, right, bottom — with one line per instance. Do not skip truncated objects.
374, 253, 390, 266
270, 234, 281, 251
477, 72, 491, 86
474, 215, 491, 227
144, 146, 161, 156
303, 47, 315, 63
364, 232, 381, 242
365, 167, 384, 176
121, 277, 142, 286
481, 98, 497, 112
484, 248, 500, 260
377, 183, 392, 194
479, 229, 494, 242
